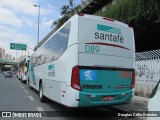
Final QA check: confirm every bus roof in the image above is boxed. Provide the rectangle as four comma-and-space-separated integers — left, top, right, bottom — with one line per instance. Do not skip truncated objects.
77, 14, 129, 28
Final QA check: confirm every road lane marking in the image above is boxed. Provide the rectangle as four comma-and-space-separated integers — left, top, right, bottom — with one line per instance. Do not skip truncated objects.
28, 96, 35, 101
21, 86, 24, 88
37, 107, 48, 117
37, 107, 44, 111
24, 90, 28, 93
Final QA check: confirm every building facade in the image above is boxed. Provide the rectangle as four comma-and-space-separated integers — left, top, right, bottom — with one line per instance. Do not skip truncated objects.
0, 48, 6, 59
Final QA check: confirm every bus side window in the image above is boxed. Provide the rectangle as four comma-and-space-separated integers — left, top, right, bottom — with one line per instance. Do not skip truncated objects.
43, 56, 47, 64
33, 22, 71, 65
50, 22, 70, 61
38, 55, 42, 65
33, 57, 38, 66
33, 57, 36, 66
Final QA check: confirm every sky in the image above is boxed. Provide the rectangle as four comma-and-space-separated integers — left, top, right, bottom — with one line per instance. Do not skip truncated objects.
0, 0, 81, 60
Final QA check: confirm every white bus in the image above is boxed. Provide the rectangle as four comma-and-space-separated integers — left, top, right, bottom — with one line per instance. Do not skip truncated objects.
18, 56, 30, 83
27, 14, 135, 107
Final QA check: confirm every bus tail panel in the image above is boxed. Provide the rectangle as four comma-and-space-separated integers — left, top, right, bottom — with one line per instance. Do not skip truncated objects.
76, 66, 134, 107
68, 65, 135, 107
79, 67, 133, 93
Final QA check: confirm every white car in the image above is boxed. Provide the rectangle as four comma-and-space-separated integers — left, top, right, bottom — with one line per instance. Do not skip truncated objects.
147, 79, 160, 120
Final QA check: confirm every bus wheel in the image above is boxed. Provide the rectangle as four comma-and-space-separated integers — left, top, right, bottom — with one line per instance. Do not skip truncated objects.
26, 78, 30, 85
39, 83, 45, 102
26, 79, 29, 85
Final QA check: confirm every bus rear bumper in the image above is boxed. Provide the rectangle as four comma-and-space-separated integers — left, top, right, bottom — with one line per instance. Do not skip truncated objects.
78, 90, 133, 107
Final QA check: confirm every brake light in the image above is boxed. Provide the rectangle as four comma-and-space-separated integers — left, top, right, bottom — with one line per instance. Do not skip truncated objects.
131, 70, 135, 89
103, 17, 114, 22
71, 66, 81, 91
78, 13, 84, 16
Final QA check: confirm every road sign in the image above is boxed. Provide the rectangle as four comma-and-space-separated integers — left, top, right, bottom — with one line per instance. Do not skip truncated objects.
10, 43, 27, 50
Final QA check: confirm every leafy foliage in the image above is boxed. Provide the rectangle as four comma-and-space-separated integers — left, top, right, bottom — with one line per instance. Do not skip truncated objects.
52, 0, 160, 29
97, 0, 160, 25
61, 5, 70, 16
52, 1, 81, 29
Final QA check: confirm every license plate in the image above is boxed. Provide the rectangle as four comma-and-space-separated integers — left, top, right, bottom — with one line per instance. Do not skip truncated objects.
103, 96, 114, 101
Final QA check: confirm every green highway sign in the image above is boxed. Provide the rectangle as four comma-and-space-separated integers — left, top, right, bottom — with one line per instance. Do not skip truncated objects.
10, 43, 27, 50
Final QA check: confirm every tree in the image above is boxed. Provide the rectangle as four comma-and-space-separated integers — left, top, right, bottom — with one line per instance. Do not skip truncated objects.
69, 0, 73, 7
61, 5, 70, 16
97, 0, 160, 26
51, 0, 81, 29
51, 19, 60, 28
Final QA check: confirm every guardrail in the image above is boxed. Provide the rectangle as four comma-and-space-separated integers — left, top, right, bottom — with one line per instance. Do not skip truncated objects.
136, 49, 160, 60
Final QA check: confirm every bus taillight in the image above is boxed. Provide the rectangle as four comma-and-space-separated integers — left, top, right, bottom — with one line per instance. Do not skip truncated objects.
131, 70, 135, 89
71, 66, 81, 91
78, 13, 84, 16
102, 17, 114, 22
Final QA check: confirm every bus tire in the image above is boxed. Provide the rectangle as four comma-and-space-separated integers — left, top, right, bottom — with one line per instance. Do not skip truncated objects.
26, 79, 29, 85
26, 77, 30, 85
39, 83, 45, 102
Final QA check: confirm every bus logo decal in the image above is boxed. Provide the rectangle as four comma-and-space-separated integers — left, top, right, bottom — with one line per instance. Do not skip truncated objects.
97, 24, 121, 35
95, 24, 124, 44
80, 70, 97, 80
48, 64, 55, 77
48, 64, 55, 70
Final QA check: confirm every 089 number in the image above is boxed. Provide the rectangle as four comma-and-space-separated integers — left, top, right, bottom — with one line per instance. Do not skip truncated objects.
85, 45, 99, 53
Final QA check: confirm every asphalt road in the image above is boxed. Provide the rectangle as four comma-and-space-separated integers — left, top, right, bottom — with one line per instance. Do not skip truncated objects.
0, 72, 137, 120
